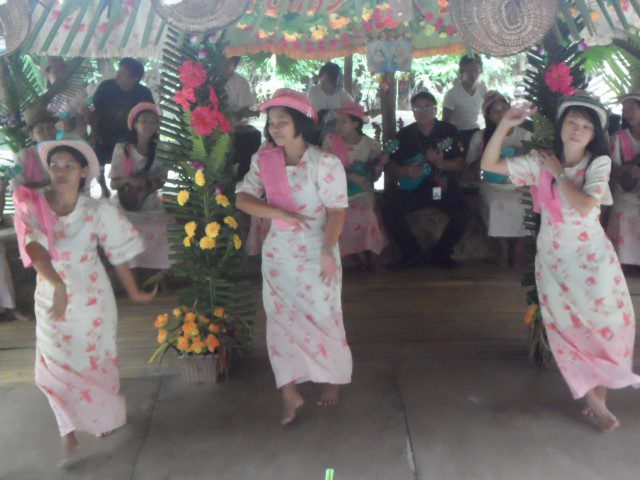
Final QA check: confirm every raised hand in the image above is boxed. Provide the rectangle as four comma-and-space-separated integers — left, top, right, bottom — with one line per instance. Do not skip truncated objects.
499, 104, 536, 129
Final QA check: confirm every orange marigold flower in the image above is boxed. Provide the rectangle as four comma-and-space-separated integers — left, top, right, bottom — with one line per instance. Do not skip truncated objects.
524, 304, 538, 326
154, 313, 169, 329
172, 307, 182, 317
184, 312, 197, 323
181, 306, 189, 313
192, 337, 205, 354
177, 336, 190, 351
209, 323, 219, 333
213, 307, 225, 317
206, 334, 220, 352
157, 329, 168, 344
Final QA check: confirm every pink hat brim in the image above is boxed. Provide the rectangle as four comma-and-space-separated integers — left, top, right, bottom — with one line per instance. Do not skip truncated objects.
260, 96, 318, 122
37, 140, 101, 186
127, 102, 161, 130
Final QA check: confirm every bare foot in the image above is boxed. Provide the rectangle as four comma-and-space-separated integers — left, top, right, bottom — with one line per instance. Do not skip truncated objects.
585, 391, 620, 432
317, 384, 339, 406
11, 310, 31, 322
57, 432, 79, 468
281, 385, 304, 426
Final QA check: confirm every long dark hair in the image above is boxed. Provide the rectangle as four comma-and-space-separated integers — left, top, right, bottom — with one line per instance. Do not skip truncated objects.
46, 145, 89, 190
482, 98, 510, 148
554, 106, 610, 161
263, 106, 318, 146
126, 111, 159, 171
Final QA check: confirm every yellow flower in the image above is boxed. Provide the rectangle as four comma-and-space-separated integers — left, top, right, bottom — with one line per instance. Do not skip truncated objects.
524, 304, 538, 326
157, 329, 168, 344
213, 307, 225, 317
233, 234, 242, 250
154, 313, 169, 329
183, 236, 193, 247
194, 170, 205, 187
199, 236, 216, 250
172, 307, 182, 317
215, 194, 230, 207
223, 216, 238, 229
184, 221, 197, 237
205, 221, 220, 238
310, 24, 327, 41
177, 190, 190, 206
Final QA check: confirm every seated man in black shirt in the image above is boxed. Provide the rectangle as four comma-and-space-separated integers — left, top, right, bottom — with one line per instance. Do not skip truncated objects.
382, 91, 471, 269
91, 57, 154, 197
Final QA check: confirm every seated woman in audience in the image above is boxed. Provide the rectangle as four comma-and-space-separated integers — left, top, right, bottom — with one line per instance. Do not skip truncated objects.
606, 90, 640, 268
109, 102, 173, 273
467, 92, 530, 266
322, 100, 388, 270
12, 106, 57, 189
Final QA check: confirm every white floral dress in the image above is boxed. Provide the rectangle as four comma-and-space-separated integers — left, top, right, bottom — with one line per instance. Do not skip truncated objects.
508, 152, 640, 399
109, 142, 174, 270
606, 129, 640, 266
17, 194, 144, 436
236, 145, 353, 388
467, 127, 530, 237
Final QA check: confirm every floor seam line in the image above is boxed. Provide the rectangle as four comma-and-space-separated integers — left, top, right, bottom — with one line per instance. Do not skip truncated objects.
129, 376, 163, 480
394, 364, 420, 480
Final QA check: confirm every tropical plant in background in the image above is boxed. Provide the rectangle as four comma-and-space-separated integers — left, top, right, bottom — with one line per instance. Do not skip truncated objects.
153, 31, 254, 371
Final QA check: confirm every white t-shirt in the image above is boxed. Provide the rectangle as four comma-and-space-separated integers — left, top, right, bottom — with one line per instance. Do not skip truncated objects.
442, 80, 487, 131
225, 72, 256, 126
306, 85, 353, 121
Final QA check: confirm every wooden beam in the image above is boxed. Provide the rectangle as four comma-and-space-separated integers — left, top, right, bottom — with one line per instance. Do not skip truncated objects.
343, 54, 353, 96
381, 71, 396, 191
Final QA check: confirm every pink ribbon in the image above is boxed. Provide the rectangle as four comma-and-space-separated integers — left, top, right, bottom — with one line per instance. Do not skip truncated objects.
327, 134, 351, 168
12, 185, 59, 268
257, 145, 298, 230
22, 146, 45, 185
617, 130, 636, 163
530, 167, 564, 225
122, 144, 135, 177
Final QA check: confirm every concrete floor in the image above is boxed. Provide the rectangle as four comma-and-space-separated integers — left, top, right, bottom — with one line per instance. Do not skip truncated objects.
2, 265, 640, 479
2, 354, 640, 480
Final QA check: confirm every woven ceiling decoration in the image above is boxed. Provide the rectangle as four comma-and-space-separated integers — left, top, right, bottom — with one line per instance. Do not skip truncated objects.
151, 0, 251, 35
450, 0, 559, 56
0, 0, 30, 56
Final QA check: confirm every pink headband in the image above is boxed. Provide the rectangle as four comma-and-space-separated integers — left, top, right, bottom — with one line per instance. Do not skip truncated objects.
260, 88, 318, 122
336, 100, 369, 123
127, 102, 161, 130
482, 91, 509, 118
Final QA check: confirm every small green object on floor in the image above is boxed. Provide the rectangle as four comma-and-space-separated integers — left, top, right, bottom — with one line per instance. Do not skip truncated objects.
325, 468, 335, 480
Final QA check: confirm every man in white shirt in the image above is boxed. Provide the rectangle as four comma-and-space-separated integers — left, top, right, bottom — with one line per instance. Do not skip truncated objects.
225, 56, 260, 179
306, 62, 353, 138
442, 55, 487, 154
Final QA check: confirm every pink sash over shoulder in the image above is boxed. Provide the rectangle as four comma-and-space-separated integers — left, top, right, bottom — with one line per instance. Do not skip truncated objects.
12, 185, 59, 267
258, 145, 298, 231
22, 146, 46, 185
327, 134, 351, 168
530, 167, 564, 226
617, 129, 636, 163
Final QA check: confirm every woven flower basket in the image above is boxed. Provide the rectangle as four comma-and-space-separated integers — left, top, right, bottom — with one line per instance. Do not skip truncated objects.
151, 0, 250, 35
0, 0, 30, 57
178, 354, 219, 384
450, 0, 559, 57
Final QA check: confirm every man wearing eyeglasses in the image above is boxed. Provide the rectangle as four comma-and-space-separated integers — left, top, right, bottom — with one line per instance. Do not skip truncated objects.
381, 91, 470, 270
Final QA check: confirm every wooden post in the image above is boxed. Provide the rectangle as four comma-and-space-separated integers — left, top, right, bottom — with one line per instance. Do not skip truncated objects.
343, 54, 353, 95
381, 71, 397, 191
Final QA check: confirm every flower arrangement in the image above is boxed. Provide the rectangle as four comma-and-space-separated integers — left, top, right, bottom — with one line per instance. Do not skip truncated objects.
153, 39, 254, 374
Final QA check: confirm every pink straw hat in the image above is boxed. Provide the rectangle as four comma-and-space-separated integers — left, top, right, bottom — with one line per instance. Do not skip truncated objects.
38, 139, 101, 185
127, 102, 161, 130
336, 100, 369, 123
482, 91, 509, 118
259, 88, 317, 122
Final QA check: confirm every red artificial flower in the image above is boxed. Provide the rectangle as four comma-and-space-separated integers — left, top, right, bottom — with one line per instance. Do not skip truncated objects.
545, 62, 574, 95
174, 87, 196, 110
191, 106, 217, 135
179, 60, 207, 89
212, 110, 232, 133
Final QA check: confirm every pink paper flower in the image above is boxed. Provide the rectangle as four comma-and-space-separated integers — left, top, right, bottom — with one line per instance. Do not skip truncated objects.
179, 60, 207, 89
545, 62, 574, 95
208, 86, 219, 108
191, 106, 217, 135
212, 110, 232, 133
174, 88, 196, 110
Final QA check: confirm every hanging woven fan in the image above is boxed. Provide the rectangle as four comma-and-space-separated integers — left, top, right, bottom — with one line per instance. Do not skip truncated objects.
0, 0, 30, 57
450, 0, 559, 56
151, 0, 251, 35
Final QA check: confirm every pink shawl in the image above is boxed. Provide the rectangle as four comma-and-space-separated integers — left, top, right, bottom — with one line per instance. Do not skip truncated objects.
530, 167, 564, 225
617, 130, 636, 163
258, 145, 298, 230
22, 146, 46, 185
327, 134, 351, 168
12, 185, 59, 267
